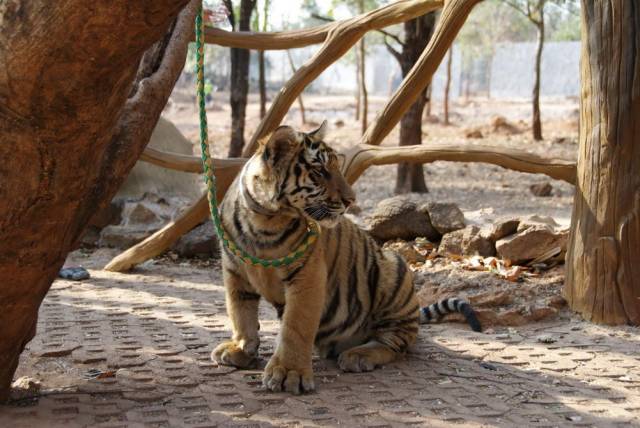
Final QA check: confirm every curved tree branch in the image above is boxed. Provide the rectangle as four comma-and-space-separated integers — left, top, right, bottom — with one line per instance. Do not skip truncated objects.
361, 0, 483, 146
242, 0, 443, 156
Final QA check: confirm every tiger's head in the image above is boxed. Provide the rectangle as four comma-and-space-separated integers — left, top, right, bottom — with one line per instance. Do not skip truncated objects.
243, 121, 355, 228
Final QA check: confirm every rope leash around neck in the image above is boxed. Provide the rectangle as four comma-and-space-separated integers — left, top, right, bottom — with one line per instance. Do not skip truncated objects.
194, 9, 317, 268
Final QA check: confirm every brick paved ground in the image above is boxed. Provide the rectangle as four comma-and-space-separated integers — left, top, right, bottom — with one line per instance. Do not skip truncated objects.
2, 253, 639, 427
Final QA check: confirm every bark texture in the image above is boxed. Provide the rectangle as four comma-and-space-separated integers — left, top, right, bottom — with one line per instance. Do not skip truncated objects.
0, 0, 194, 399
387, 13, 437, 194
565, 1, 640, 325
224, 0, 257, 157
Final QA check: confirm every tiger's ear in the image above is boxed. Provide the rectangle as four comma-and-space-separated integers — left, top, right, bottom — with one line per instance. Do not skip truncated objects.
259, 125, 298, 170
307, 120, 328, 142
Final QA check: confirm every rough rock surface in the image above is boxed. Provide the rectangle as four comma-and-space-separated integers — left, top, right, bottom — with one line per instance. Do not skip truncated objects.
98, 226, 156, 249
496, 225, 568, 264
486, 216, 520, 241
423, 202, 465, 234
116, 117, 203, 201
172, 221, 220, 259
367, 195, 439, 241
439, 225, 495, 257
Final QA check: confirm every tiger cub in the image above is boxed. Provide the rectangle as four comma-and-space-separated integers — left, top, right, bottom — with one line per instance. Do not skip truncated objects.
212, 122, 481, 395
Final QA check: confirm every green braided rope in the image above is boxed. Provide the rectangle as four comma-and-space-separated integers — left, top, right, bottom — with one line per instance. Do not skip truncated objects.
195, 8, 317, 268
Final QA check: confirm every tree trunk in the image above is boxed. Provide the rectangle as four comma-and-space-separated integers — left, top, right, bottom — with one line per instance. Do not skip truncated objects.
0, 0, 194, 400
286, 50, 307, 125
359, 37, 368, 135
532, 19, 544, 141
444, 46, 453, 125
355, 50, 361, 121
258, 0, 269, 119
394, 12, 436, 194
259, 50, 267, 118
565, 1, 640, 326
226, 0, 257, 157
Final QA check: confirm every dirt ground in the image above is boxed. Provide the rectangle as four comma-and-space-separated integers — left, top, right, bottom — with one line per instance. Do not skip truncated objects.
5, 97, 639, 427
3, 249, 640, 428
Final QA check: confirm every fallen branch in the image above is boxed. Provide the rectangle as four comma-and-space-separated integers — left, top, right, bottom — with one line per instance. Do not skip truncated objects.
341, 143, 577, 185
139, 147, 245, 173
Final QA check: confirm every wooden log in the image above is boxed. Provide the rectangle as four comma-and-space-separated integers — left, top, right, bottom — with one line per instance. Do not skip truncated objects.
565, 1, 640, 325
104, 159, 246, 272
341, 143, 576, 185
362, 0, 483, 146
139, 147, 246, 173
241, 0, 443, 156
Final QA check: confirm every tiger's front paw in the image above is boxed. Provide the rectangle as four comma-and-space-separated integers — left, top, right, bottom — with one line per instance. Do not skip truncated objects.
263, 354, 314, 395
212, 341, 257, 369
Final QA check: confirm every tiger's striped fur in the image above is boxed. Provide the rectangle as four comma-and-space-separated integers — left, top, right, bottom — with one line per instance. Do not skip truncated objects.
212, 122, 481, 395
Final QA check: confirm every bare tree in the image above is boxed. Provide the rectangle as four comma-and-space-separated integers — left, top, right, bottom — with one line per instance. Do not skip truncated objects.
223, 0, 258, 157
385, 13, 437, 194
443, 47, 454, 125
505, 0, 547, 141
257, 0, 270, 119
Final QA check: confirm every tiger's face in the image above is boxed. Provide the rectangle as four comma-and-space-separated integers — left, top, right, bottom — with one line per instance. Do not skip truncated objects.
250, 121, 355, 228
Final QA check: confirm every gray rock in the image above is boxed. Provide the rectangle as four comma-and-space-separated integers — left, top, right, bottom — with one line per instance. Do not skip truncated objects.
173, 221, 220, 259
422, 202, 465, 234
439, 225, 496, 257
487, 216, 521, 241
367, 195, 439, 242
125, 201, 163, 225
496, 226, 568, 264
98, 225, 156, 249
517, 214, 560, 233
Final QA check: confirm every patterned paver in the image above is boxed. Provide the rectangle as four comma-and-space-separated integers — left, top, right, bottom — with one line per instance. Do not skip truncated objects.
2, 256, 639, 427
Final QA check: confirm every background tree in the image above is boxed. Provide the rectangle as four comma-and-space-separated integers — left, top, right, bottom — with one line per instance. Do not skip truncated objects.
0, 0, 194, 400
222, 0, 257, 157
254, 0, 270, 119
385, 12, 437, 194
565, 0, 640, 325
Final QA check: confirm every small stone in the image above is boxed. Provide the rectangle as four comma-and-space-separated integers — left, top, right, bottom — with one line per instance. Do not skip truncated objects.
9, 377, 41, 402
517, 214, 560, 233
439, 225, 495, 257
333, 119, 345, 128
487, 216, 520, 241
367, 195, 439, 242
59, 267, 90, 281
496, 226, 568, 264
530, 182, 553, 197
126, 202, 163, 225
421, 202, 465, 234
172, 221, 220, 259
464, 128, 484, 139
536, 334, 557, 344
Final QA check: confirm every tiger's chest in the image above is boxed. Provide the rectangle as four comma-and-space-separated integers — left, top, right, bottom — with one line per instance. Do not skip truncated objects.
244, 267, 287, 306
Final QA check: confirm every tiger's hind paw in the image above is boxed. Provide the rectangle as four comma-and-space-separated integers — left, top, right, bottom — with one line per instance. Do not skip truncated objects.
338, 348, 377, 373
212, 341, 257, 369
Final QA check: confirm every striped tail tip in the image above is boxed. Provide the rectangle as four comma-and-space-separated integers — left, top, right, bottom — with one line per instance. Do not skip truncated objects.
420, 297, 482, 332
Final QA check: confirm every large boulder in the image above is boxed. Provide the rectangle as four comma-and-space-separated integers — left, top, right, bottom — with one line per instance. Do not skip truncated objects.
367, 195, 439, 242
496, 224, 568, 264
116, 117, 203, 201
439, 225, 495, 257
423, 202, 466, 234
172, 221, 220, 259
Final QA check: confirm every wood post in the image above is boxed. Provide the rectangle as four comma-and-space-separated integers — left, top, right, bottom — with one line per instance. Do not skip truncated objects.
565, 1, 640, 325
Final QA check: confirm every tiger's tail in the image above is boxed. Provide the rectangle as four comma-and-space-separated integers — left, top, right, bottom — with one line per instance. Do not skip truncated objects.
419, 298, 482, 332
